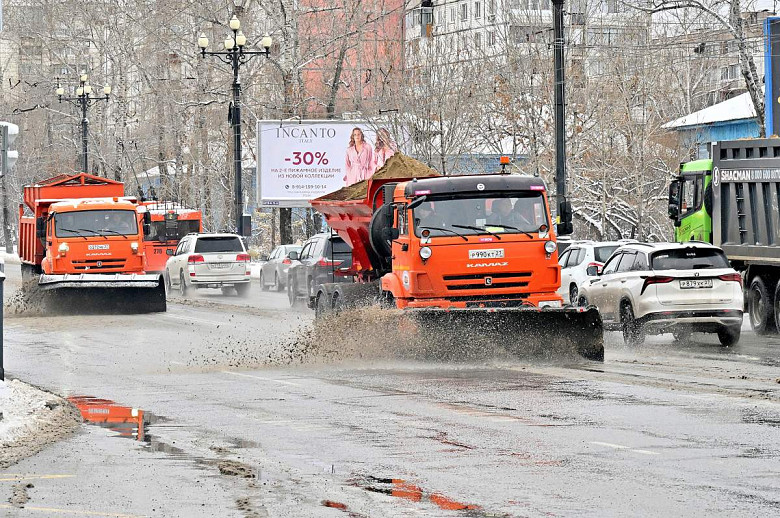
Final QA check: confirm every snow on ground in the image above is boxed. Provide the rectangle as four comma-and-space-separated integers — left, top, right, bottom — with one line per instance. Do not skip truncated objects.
0, 379, 82, 468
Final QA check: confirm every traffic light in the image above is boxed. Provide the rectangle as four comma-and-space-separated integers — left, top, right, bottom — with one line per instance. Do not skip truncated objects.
0, 121, 19, 177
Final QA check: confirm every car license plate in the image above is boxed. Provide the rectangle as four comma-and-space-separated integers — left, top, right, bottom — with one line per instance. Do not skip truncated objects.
680, 279, 713, 289
210, 263, 231, 270
469, 248, 504, 259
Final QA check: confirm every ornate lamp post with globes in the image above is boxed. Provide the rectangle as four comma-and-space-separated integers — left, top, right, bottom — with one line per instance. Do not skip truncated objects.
56, 73, 111, 173
198, 16, 272, 236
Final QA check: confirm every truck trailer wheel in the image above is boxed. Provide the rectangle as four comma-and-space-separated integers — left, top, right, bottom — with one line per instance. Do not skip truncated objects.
773, 281, 780, 332
748, 276, 776, 334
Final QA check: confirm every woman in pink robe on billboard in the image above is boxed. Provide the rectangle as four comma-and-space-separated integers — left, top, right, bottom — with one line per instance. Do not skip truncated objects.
374, 128, 397, 172
344, 127, 373, 185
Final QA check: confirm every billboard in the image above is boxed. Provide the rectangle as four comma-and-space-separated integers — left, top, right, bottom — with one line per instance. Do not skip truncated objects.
257, 120, 398, 207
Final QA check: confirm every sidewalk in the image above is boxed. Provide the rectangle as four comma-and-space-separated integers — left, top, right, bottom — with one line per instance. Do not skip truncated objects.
0, 379, 82, 469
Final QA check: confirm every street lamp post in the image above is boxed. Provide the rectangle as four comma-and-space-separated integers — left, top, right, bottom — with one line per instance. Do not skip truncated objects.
56, 74, 111, 173
198, 16, 272, 236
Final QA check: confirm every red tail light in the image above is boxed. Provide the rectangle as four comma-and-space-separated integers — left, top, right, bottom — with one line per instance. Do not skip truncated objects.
282, 258, 292, 265
318, 258, 343, 267
641, 275, 673, 294
718, 272, 743, 287
188, 254, 204, 264
236, 253, 250, 262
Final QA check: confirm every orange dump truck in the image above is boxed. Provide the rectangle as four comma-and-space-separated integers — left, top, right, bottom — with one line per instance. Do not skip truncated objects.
138, 201, 202, 273
309, 168, 604, 360
18, 173, 166, 312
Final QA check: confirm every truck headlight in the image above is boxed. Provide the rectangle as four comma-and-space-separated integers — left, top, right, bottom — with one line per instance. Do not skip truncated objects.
419, 246, 432, 260
539, 300, 562, 308
544, 241, 557, 254
58, 243, 69, 256
131, 242, 139, 253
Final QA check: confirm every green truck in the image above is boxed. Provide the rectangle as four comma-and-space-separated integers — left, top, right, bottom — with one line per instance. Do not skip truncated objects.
668, 138, 780, 335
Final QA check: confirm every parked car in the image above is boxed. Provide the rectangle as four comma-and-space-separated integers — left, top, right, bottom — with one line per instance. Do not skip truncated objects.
557, 240, 626, 305
259, 244, 302, 291
164, 233, 251, 297
287, 233, 353, 307
578, 242, 743, 346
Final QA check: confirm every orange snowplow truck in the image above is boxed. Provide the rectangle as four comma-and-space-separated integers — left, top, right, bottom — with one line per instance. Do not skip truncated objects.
309, 172, 604, 360
18, 173, 166, 312
138, 201, 202, 273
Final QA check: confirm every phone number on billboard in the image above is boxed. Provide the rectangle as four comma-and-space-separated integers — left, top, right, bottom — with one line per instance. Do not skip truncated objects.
287, 184, 328, 190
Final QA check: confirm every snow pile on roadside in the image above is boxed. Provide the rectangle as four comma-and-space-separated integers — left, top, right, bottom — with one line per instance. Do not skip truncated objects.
0, 379, 82, 468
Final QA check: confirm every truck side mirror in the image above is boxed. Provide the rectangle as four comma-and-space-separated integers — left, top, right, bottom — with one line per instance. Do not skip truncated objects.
557, 201, 573, 236
668, 180, 680, 220
36, 217, 46, 239
166, 249, 174, 256
382, 228, 400, 240
288, 251, 299, 261
143, 212, 152, 225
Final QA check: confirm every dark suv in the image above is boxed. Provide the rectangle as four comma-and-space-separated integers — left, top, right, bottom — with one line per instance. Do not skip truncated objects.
287, 233, 353, 306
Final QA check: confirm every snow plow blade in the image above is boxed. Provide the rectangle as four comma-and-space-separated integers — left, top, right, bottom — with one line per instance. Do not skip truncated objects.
407, 305, 604, 361
38, 273, 167, 313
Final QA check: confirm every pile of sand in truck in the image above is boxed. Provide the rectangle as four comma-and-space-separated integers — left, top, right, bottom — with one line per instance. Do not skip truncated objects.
317, 153, 440, 202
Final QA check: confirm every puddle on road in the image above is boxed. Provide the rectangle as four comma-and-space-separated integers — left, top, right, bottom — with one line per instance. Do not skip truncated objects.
347, 475, 485, 514
68, 396, 147, 441
67, 395, 195, 461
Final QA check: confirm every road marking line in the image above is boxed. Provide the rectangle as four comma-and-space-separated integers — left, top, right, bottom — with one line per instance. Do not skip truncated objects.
222, 370, 301, 386
591, 441, 628, 450
591, 442, 659, 455
0, 503, 143, 517
0, 475, 75, 482
631, 449, 661, 455
164, 313, 221, 326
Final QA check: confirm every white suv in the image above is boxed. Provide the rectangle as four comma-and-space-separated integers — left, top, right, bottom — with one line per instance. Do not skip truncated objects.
558, 241, 627, 305
164, 233, 251, 296
578, 242, 743, 346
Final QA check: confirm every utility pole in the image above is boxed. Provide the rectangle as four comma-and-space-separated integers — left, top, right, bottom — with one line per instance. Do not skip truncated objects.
552, 0, 573, 235
0, 122, 19, 253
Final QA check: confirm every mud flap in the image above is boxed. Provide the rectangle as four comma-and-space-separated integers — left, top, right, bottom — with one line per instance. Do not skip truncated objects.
38, 274, 167, 314
406, 306, 604, 361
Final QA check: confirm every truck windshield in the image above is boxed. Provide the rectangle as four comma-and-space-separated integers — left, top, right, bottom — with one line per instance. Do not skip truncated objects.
680, 173, 704, 215
145, 220, 201, 242
194, 236, 244, 253
55, 210, 138, 238
413, 193, 547, 237
651, 248, 729, 270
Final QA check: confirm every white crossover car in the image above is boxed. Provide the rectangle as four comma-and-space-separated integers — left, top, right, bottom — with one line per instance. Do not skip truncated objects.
165, 233, 251, 296
557, 241, 628, 305
578, 242, 743, 346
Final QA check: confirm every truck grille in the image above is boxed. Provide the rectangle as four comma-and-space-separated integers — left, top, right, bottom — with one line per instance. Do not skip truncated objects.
72, 259, 126, 271
443, 271, 531, 291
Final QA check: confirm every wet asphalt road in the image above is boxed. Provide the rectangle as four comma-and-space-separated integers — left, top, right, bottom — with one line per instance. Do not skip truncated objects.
1, 263, 779, 517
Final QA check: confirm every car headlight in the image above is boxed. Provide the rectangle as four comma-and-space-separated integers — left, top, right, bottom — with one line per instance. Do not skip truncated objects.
544, 241, 557, 254
58, 243, 69, 256
419, 246, 432, 260
538, 300, 562, 308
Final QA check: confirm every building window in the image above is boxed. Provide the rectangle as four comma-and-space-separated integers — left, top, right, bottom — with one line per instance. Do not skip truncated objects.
475, 2, 481, 19
450, 7, 456, 23
475, 32, 482, 48
488, 0, 495, 15
488, 31, 496, 46
460, 2, 468, 21
606, 0, 624, 13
